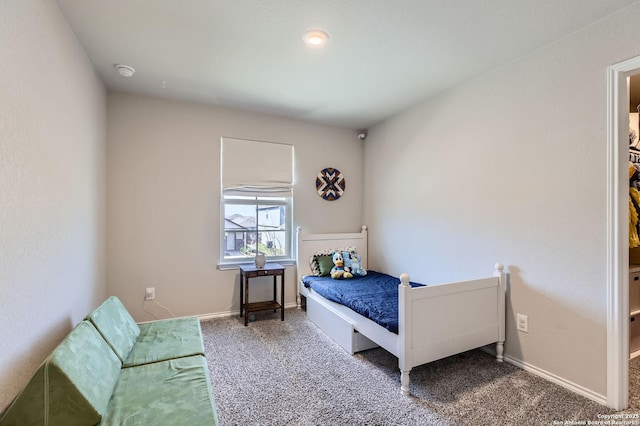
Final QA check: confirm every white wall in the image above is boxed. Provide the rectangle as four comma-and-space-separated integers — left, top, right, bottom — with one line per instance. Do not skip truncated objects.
107, 92, 362, 321
0, 1, 106, 413
364, 2, 640, 400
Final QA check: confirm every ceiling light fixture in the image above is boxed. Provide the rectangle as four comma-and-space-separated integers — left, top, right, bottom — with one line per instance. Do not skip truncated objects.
303, 30, 329, 47
115, 64, 135, 78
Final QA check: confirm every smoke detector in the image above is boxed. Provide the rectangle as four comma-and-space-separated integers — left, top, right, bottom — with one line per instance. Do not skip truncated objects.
115, 64, 135, 78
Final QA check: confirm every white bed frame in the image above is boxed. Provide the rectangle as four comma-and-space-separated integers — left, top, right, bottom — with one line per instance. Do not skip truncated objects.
296, 226, 506, 395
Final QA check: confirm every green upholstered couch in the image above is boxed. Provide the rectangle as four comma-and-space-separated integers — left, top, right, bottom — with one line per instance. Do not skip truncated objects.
0, 297, 219, 426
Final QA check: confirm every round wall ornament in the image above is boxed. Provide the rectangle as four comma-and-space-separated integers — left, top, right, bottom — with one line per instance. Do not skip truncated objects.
316, 168, 345, 201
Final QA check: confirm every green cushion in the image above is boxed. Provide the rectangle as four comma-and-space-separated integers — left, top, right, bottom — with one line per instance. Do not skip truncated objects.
101, 355, 219, 425
316, 255, 334, 276
0, 361, 46, 426
87, 296, 140, 362
123, 317, 205, 367
0, 321, 121, 426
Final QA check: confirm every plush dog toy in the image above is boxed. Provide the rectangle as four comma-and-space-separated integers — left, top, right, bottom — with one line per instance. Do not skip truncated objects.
344, 252, 367, 277
331, 251, 353, 279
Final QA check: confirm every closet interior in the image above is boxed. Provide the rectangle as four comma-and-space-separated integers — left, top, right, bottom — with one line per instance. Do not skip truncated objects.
629, 74, 640, 359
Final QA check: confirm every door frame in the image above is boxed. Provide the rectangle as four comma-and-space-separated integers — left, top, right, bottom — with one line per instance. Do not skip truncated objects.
606, 55, 640, 410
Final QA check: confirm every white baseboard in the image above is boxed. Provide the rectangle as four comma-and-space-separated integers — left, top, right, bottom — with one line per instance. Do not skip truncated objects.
479, 345, 607, 405
198, 302, 298, 321
198, 311, 236, 321
503, 354, 607, 406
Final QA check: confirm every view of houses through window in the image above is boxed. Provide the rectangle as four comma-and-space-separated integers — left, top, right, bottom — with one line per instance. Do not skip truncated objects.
223, 196, 290, 260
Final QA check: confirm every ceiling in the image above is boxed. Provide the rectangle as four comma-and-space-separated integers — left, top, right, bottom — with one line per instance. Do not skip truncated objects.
56, 0, 638, 130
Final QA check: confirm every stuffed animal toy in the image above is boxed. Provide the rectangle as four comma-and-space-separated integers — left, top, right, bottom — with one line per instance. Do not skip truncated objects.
341, 251, 354, 274
348, 252, 367, 276
343, 251, 367, 277
331, 251, 353, 279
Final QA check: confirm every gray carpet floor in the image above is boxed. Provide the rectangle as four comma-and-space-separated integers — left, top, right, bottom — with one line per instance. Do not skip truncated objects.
201, 309, 638, 425
629, 356, 640, 410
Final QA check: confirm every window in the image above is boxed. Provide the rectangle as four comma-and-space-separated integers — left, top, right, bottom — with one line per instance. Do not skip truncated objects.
220, 138, 293, 265
223, 196, 291, 261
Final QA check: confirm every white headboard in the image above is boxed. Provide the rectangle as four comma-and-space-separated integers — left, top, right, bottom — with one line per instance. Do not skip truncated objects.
296, 226, 368, 284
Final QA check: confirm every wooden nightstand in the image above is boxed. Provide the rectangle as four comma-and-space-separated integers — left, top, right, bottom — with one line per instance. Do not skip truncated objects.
239, 263, 285, 326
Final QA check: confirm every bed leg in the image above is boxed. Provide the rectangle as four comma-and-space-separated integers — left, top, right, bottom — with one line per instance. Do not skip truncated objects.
496, 341, 504, 362
400, 369, 411, 395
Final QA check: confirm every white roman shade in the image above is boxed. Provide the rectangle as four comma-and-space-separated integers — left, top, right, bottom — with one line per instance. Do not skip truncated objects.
221, 137, 293, 197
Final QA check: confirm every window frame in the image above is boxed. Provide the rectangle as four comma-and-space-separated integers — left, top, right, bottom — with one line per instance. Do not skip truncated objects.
219, 194, 294, 268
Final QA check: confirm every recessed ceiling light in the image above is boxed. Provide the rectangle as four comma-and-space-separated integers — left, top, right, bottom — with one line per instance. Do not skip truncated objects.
115, 64, 135, 78
303, 30, 329, 47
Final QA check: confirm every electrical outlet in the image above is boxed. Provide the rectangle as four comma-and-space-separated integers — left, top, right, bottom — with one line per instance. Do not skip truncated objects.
145, 287, 155, 301
517, 313, 529, 333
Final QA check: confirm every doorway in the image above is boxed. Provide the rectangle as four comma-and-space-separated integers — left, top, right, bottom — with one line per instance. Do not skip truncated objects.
606, 55, 640, 411
629, 74, 640, 410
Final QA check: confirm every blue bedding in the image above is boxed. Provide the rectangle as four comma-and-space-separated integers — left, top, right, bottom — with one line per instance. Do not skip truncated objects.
302, 271, 425, 334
